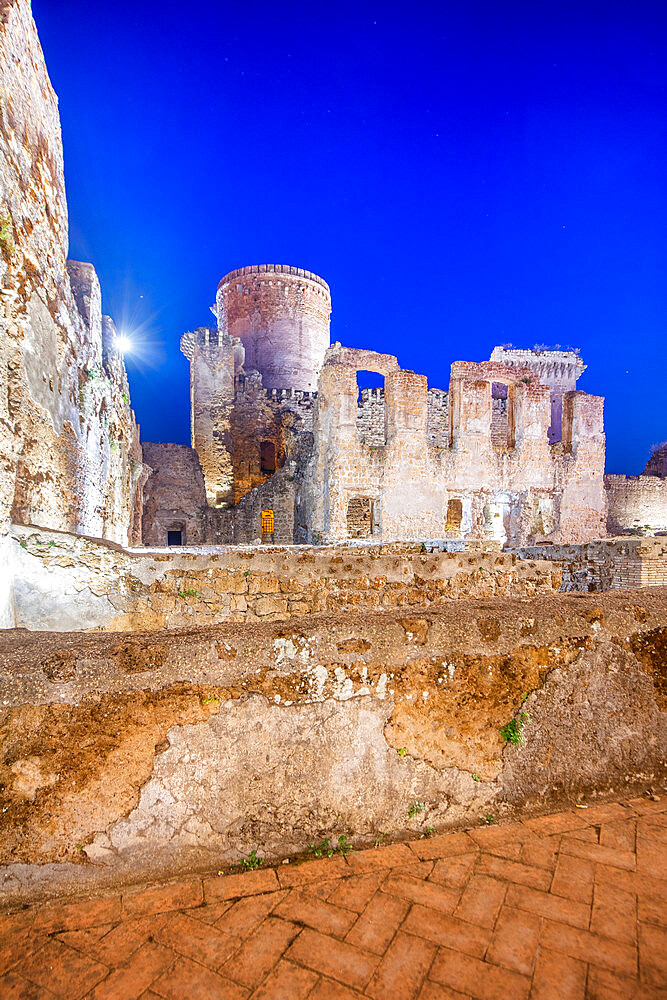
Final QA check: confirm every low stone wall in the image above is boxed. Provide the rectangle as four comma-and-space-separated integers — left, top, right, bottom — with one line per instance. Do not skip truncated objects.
0, 588, 664, 905
513, 537, 667, 592
605, 474, 667, 535
7, 524, 558, 631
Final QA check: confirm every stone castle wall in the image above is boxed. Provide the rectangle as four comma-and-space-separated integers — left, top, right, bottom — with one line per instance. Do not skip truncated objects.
305, 349, 606, 547
605, 474, 667, 535
141, 443, 209, 546
0, 0, 146, 623
8, 522, 560, 631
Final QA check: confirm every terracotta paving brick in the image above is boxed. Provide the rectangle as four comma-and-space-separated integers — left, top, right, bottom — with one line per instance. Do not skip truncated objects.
599, 818, 637, 852
273, 888, 357, 937
155, 910, 241, 965
590, 882, 637, 943
408, 831, 477, 861
215, 891, 286, 938
345, 891, 409, 954
276, 855, 349, 887
577, 802, 635, 825
504, 883, 590, 929
594, 862, 667, 901
0, 928, 48, 976
586, 966, 664, 999
87, 914, 171, 967
638, 896, 667, 926
328, 873, 385, 912
540, 917, 638, 977
485, 905, 540, 976
34, 896, 121, 934
397, 860, 435, 880
452, 874, 506, 928
550, 851, 595, 905
475, 853, 552, 890
189, 900, 235, 924
529, 947, 587, 1000
523, 810, 589, 836
638, 920, 667, 987
286, 927, 379, 990
518, 834, 559, 871
0, 969, 58, 998
89, 940, 173, 999
204, 869, 278, 901
402, 903, 491, 958
0, 798, 658, 1000
151, 955, 249, 999
468, 821, 538, 848
308, 978, 367, 999
382, 873, 459, 913
123, 880, 203, 918
247, 958, 318, 999
429, 945, 531, 1000
220, 916, 299, 989
429, 854, 476, 891
418, 983, 472, 1000
21, 939, 108, 999
365, 930, 436, 1000
561, 838, 637, 870
345, 843, 416, 873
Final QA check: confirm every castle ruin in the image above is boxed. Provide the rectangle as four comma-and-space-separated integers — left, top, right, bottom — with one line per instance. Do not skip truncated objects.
141, 265, 608, 548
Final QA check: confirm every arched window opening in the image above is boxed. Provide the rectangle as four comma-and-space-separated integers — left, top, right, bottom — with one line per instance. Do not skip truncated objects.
260, 440, 276, 474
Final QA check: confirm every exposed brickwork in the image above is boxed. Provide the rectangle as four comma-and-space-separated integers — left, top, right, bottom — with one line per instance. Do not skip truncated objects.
0, 800, 664, 999
514, 537, 667, 591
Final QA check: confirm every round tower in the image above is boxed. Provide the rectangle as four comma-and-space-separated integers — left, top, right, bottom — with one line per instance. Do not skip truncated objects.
216, 265, 331, 391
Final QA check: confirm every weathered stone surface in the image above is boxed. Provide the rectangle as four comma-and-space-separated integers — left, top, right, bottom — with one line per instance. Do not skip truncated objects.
0, 588, 664, 904
7, 523, 561, 630
0, 0, 148, 626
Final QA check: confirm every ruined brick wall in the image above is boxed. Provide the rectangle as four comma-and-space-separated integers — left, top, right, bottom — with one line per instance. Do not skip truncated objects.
229, 379, 314, 504
490, 346, 585, 443
141, 443, 209, 546
514, 537, 667, 591
605, 474, 667, 535
357, 388, 385, 446
427, 387, 449, 446
0, 0, 145, 627
9, 522, 560, 631
216, 265, 331, 391
305, 350, 606, 546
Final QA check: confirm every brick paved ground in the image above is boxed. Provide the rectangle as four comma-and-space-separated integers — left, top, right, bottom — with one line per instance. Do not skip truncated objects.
0, 797, 665, 999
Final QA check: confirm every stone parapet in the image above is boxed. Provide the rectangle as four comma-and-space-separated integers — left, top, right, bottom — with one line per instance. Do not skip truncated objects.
9, 523, 560, 631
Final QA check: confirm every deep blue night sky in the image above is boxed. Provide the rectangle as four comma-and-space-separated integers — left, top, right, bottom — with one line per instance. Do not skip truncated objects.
33, 1, 665, 473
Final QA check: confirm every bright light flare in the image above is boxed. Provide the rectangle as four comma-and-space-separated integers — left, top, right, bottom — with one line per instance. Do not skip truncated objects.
115, 334, 133, 354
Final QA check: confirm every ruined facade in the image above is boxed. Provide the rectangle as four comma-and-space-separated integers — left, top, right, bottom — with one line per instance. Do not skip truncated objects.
144, 268, 608, 548
0, 0, 148, 622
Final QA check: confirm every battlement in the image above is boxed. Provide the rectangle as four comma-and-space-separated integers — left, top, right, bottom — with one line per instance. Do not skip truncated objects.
490, 346, 586, 382
218, 264, 330, 294
180, 327, 242, 361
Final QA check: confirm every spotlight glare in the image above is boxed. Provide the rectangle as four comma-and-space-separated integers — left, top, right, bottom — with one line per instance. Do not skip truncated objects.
115, 334, 132, 354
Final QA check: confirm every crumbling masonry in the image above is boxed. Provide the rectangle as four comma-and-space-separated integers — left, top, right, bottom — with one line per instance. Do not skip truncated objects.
142, 267, 608, 547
